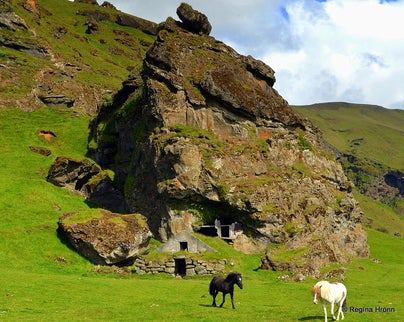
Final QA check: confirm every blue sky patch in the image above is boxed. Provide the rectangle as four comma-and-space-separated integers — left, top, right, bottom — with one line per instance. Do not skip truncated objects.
280, 6, 289, 21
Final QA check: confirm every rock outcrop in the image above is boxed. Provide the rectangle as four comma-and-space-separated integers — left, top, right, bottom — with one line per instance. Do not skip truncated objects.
176, 2, 212, 35
47, 156, 126, 212
88, 4, 369, 275
58, 209, 152, 265
116, 14, 158, 35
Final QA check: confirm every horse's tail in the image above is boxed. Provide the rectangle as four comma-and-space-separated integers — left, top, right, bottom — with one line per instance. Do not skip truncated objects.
342, 294, 347, 310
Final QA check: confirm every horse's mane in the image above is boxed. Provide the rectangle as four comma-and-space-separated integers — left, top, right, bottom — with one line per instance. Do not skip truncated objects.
315, 281, 332, 300
226, 272, 241, 281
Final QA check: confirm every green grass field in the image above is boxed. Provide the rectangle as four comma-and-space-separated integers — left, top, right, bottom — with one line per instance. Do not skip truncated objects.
0, 108, 403, 321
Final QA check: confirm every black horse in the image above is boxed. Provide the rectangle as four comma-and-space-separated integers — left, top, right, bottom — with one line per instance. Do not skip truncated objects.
209, 272, 243, 309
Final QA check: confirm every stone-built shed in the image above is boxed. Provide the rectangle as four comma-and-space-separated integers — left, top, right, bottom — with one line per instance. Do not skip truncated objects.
141, 231, 220, 276
155, 231, 216, 253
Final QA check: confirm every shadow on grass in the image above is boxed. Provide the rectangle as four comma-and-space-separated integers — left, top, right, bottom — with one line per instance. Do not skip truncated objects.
199, 303, 236, 310
298, 316, 323, 321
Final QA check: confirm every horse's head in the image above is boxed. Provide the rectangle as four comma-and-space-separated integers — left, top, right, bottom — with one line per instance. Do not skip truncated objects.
234, 273, 243, 289
312, 283, 322, 304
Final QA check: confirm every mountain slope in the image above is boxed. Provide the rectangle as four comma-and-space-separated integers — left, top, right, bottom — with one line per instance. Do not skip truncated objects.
0, 0, 155, 114
293, 103, 403, 170
293, 102, 404, 232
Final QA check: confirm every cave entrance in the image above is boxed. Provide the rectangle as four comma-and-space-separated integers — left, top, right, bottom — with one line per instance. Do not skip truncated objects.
174, 258, 186, 276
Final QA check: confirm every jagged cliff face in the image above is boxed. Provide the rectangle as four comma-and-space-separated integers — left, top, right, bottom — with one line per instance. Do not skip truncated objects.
90, 5, 369, 273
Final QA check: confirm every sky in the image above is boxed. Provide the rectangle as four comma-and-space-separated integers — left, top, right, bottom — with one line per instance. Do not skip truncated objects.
104, 0, 404, 109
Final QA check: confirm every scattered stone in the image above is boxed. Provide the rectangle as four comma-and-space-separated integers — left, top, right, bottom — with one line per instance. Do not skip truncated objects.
101, 2, 116, 10
37, 94, 75, 108
293, 273, 306, 282
323, 268, 346, 281
55, 256, 67, 263
75, 0, 98, 5
0, 12, 28, 31
85, 18, 98, 34
29, 146, 51, 156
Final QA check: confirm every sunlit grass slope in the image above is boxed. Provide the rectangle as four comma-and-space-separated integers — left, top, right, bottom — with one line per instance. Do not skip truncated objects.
293, 103, 404, 170
0, 108, 93, 274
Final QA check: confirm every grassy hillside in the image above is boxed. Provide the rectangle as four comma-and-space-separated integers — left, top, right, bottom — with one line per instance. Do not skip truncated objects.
0, 107, 403, 321
0, 0, 155, 112
293, 103, 404, 235
293, 103, 403, 170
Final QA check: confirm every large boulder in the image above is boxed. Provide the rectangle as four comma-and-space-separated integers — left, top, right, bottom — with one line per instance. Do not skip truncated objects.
58, 209, 152, 265
176, 3, 212, 35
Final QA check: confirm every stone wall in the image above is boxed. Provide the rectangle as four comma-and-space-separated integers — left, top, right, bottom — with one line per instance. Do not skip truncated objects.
133, 256, 227, 276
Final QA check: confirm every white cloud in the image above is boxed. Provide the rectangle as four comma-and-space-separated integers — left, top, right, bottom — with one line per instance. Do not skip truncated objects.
106, 0, 404, 109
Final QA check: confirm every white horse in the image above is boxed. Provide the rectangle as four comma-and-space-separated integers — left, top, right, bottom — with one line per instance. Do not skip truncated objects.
312, 281, 347, 321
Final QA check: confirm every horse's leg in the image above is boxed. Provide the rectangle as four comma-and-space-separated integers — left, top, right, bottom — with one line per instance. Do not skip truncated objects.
230, 291, 235, 309
336, 302, 344, 321
219, 292, 226, 307
322, 303, 327, 322
212, 290, 218, 307
330, 302, 336, 320
335, 304, 341, 321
